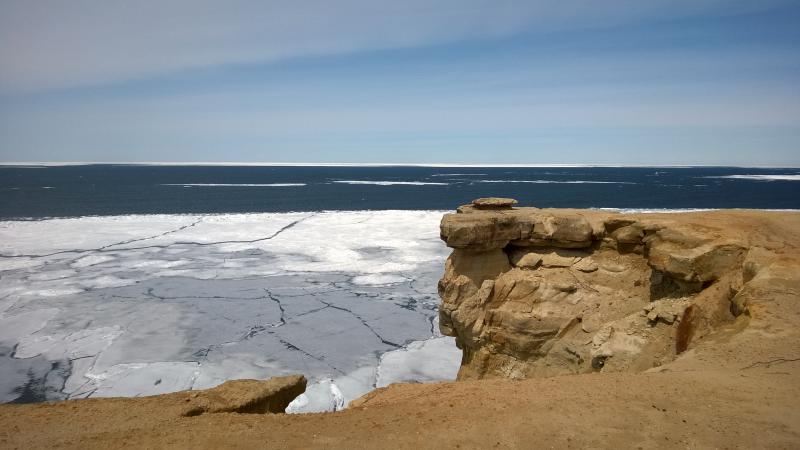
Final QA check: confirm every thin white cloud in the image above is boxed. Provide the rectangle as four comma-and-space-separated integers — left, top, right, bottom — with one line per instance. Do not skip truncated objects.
0, 0, 790, 92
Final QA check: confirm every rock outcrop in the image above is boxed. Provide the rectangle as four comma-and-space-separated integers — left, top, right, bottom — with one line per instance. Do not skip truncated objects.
470, 197, 518, 210
178, 374, 307, 416
438, 200, 774, 379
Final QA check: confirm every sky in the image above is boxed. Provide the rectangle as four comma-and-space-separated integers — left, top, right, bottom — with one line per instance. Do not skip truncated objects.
0, 1, 799, 165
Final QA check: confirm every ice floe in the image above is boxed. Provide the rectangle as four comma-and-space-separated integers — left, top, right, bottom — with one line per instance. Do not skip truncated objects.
351, 274, 408, 286
476, 179, 636, 184
71, 255, 116, 268
430, 173, 487, 177
331, 180, 448, 186
704, 175, 800, 181
375, 337, 461, 388
162, 183, 307, 187
0, 309, 59, 344
14, 326, 124, 359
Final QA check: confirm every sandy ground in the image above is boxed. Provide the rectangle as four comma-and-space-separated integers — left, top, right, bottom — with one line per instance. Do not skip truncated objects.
1, 365, 797, 449
1, 210, 799, 449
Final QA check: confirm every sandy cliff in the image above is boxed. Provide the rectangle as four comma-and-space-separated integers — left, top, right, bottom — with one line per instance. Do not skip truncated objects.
1, 204, 799, 449
437, 198, 793, 380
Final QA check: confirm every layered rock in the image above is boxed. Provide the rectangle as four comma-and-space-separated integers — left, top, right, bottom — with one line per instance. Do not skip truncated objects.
438, 201, 761, 379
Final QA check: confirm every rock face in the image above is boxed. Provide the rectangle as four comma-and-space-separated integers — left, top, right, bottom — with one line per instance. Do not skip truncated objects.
438, 200, 761, 379
179, 374, 307, 416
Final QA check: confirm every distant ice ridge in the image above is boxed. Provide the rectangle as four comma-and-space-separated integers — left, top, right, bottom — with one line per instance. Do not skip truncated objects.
477, 179, 636, 184
704, 175, 800, 181
0, 211, 459, 409
332, 180, 448, 186
161, 183, 307, 187
430, 173, 487, 177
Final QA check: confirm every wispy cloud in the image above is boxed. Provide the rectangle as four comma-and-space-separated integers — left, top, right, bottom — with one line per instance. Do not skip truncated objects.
0, 0, 798, 164
0, 0, 791, 92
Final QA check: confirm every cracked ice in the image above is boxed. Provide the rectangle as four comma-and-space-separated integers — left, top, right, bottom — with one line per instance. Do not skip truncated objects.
0, 212, 461, 411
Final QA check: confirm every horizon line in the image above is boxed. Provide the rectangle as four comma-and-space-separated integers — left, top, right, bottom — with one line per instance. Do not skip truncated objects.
1, 162, 799, 169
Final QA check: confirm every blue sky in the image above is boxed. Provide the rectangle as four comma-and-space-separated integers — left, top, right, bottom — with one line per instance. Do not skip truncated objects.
0, 0, 799, 165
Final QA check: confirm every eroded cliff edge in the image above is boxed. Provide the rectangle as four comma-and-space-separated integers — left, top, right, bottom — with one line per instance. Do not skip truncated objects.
438, 198, 798, 380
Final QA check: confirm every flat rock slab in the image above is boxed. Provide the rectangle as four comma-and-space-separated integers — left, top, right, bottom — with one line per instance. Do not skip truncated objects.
471, 198, 518, 209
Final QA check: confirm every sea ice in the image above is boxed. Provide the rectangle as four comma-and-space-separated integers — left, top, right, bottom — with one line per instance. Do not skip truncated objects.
0, 211, 459, 409
376, 337, 461, 387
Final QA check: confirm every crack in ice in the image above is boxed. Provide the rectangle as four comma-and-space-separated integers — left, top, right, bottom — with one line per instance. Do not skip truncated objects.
0, 214, 315, 258
316, 299, 402, 349
97, 217, 205, 251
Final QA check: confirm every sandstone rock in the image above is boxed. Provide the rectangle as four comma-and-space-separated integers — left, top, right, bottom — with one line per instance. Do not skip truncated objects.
604, 218, 638, 232
471, 197, 518, 209
599, 260, 628, 273
647, 241, 745, 282
438, 248, 510, 348
437, 203, 775, 380
643, 300, 690, 325
440, 212, 529, 250
528, 214, 593, 248
179, 375, 306, 416
541, 252, 582, 268
741, 247, 777, 282
509, 248, 586, 269
441, 209, 596, 250
573, 257, 599, 272
509, 251, 542, 269
581, 320, 598, 333
612, 225, 645, 244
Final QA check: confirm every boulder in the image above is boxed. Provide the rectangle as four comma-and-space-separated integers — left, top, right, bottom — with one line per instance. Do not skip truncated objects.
472, 197, 518, 209
509, 251, 543, 269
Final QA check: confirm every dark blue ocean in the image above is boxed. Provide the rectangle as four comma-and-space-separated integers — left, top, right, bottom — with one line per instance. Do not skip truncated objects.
1, 165, 798, 219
